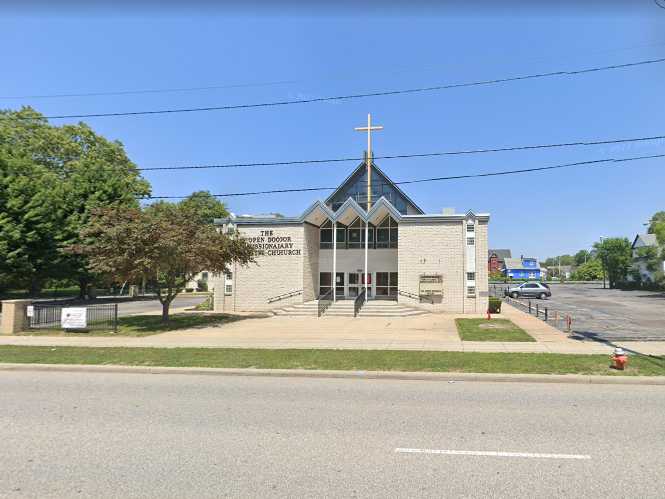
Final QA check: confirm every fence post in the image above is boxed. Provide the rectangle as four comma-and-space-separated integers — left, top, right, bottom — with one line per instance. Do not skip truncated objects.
545, 308, 548, 321
536, 303, 539, 318
528, 300, 532, 313
113, 303, 118, 334
1, 299, 32, 335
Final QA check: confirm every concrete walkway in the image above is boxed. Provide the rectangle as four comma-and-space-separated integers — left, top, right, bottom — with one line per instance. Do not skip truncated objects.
2, 304, 664, 355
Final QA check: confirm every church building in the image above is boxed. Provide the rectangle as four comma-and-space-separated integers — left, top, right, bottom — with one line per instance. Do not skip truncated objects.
210, 156, 490, 315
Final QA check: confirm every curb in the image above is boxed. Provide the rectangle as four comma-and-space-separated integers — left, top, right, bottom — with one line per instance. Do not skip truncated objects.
1, 363, 664, 385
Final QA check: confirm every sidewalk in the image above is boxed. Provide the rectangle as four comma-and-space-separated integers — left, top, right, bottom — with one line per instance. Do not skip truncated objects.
1, 304, 664, 355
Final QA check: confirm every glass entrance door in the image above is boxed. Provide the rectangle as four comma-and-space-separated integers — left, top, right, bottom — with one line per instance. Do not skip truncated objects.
376, 272, 398, 299
348, 272, 372, 298
335, 273, 345, 298
348, 273, 359, 298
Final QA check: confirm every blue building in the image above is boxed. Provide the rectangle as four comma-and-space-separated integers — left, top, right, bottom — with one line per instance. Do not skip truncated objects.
502, 257, 542, 280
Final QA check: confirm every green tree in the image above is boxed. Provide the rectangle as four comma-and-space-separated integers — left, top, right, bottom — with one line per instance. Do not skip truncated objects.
73, 203, 255, 322
543, 254, 574, 268
571, 259, 603, 281
0, 107, 150, 297
0, 155, 62, 295
178, 191, 229, 224
593, 237, 632, 289
574, 250, 592, 266
647, 211, 665, 235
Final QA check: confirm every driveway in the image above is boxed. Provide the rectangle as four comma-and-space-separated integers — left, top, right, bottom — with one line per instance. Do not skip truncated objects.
494, 283, 665, 341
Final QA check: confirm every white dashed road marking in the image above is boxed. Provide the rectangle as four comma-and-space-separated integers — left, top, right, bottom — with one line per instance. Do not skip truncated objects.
395, 448, 591, 460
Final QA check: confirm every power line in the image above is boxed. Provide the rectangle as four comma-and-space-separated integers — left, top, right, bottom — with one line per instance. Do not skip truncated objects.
10, 56, 664, 121
3, 41, 665, 101
143, 152, 665, 199
136, 133, 665, 171
0, 80, 298, 100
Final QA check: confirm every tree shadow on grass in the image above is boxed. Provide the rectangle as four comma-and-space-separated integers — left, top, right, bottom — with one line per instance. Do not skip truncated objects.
117, 312, 271, 335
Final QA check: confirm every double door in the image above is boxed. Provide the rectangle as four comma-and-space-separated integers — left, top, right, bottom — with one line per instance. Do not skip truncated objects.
348, 272, 371, 298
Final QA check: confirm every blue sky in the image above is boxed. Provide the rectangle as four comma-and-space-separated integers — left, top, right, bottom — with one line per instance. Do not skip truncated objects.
2, 3, 664, 260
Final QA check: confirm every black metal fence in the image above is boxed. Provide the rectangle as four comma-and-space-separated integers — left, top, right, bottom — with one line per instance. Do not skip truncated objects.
502, 296, 574, 334
25, 303, 118, 332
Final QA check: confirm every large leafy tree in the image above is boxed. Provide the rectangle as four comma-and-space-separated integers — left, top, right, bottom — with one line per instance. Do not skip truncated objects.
571, 259, 603, 281
593, 237, 632, 289
73, 203, 254, 321
0, 155, 62, 294
574, 250, 592, 266
0, 107, 150, 296
179, 191, 229, 224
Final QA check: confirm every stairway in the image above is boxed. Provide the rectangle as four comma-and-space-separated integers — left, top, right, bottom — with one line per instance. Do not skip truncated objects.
274, 299, 430, 317
356, 300, 429, 317
273, 300, 319, 316
323, 300, 356, 317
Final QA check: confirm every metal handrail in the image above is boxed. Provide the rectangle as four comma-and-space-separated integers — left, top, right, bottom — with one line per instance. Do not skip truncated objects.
267, 289, 303, 303
353, 288, 366, 317
317, 289, 333, 317
397, 289, 434, 304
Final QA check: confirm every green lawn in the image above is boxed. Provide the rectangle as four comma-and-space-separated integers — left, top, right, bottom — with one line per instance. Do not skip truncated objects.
456, 318, 536, 342
0, 346, 663, 376
17, 313, 240, 337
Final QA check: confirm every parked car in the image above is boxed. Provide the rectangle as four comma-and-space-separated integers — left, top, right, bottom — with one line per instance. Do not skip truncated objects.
504, 282, 551, 299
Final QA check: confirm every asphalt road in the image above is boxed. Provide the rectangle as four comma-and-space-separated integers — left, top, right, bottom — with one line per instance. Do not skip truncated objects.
493, 283, 665, 341
1, 372, 664, 498
115, 295, 207, 317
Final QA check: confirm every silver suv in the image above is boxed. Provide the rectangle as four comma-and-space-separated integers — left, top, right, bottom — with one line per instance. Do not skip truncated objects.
504, 282, 551, 300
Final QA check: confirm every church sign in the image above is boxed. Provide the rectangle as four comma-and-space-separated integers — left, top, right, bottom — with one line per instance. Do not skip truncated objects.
247, 230, 301, 257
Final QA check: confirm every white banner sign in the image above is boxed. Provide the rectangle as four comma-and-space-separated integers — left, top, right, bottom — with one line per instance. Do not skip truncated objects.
61, 307, 87, 329
26, 306, 34, 318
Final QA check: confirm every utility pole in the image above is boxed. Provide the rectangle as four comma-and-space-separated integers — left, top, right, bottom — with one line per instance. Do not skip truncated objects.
599, 237, 607, 289
355, 114, 383, 300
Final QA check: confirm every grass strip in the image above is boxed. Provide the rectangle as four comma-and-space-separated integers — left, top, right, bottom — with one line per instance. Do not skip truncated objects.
1, 346, 664, 376
17, 313, 239, 337
456, 318, 536, 342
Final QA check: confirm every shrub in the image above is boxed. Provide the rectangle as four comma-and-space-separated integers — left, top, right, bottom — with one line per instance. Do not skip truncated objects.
488, 296, 502, 313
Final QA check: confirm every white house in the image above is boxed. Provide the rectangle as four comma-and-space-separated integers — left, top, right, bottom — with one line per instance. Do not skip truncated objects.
629, 233, 664, 283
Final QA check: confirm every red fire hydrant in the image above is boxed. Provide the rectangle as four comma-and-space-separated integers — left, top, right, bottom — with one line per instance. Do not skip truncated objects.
611, 347, 628, 370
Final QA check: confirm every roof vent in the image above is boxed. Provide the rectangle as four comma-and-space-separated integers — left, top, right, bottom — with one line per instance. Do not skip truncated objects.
442, 207, 455, 215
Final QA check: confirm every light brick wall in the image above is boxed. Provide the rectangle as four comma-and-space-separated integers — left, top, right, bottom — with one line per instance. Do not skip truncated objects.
475, 220, 489, 313
220, 224, 306, 312
302, 223, 319, 302
398, 218, 488, 313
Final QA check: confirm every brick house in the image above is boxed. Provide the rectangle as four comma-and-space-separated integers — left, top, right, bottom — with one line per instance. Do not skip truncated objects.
488, 249, 512, 272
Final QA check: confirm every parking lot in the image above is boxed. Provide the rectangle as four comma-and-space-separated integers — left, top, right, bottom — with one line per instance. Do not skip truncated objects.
493, 283, 665, 341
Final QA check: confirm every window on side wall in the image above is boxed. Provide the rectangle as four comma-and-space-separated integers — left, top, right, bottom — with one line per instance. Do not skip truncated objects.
467, 286, 476, 297
467, 237, 475, 246
224, 272, 233, 295
466, 272, 475, 281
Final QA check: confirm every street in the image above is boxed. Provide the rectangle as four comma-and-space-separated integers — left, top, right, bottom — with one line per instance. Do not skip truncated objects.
1, 372, 664, 498
114, 295, 207, 317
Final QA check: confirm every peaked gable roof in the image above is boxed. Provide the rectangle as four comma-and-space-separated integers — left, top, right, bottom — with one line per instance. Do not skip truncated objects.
632, 233, 658, 249
489, 249, 512, 260
504, 257, 541, 270
324, 159, 424, 215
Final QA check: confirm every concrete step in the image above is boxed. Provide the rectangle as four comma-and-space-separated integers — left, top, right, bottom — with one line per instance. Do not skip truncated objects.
358, 310, 428, 317
274, 300, 320, 316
